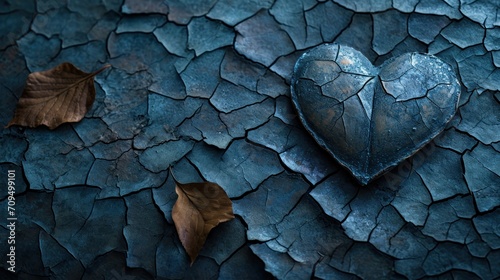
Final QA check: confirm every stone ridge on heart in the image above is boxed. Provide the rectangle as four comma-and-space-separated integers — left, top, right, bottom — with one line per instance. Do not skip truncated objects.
291, 43, 461, 185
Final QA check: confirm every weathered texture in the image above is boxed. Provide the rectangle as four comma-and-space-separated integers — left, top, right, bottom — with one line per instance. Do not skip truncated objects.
291, 44, 461, 184
1, 0, 499, 279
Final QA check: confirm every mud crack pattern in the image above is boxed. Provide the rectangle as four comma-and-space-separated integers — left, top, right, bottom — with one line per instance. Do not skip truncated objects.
0, 0, 499, 279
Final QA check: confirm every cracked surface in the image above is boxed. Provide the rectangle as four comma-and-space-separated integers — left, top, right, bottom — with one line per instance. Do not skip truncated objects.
291, 44, 461, 185
1, 0, 499, 279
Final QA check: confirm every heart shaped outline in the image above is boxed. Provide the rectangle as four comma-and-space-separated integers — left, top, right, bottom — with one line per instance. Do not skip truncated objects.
291, 44, 461, 185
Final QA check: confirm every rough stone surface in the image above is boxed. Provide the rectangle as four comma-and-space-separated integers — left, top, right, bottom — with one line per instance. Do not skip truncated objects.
291, 44, 461, 185
409, 14, 451, 44
372, 10, 408, 55
1, 1, 499, 279
187, 17, 235, 56
441, 18, 485, 49
463, 143, 500, 213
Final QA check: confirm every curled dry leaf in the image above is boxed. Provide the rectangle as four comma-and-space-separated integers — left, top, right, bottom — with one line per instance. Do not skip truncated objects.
171, 175, 234, 265
6, 62, 110, 129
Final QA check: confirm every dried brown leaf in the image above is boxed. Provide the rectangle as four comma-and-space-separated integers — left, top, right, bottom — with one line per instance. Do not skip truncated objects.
6, 62, 110, 129
171, 176, 234, 265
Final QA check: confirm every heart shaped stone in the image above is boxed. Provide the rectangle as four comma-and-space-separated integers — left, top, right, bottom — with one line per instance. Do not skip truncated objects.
291, 44, 461, 185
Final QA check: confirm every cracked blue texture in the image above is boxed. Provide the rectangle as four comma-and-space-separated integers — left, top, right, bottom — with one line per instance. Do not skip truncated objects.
473, 208, 500, 250
409, 14, 451, 44
372, 10, 408, 55
187, 17, 235, 56
460, 0, 500, 28
211, 80, 267, 113
17, 32, 61, 72
221, 49, 266, 91
422, 195, 476, 243
310, 171, 358, 222
1, 0, 500, 279
181, 49, 224, 98
340, 185, 394, 242
207, 0, 274, 26
165, 0, 217, 25
154, 22, 192, 58
188, 102, 233, 149
219, 245, 271, 280
23, 127, 93, 191
32, 8, 96, 48
458, 92, 500, 144
464, 143, 500, 212
122, 0, 169, 14
124, 189, 164, 276
199, 218, 246, 265
39, 230, 84, 278
52, 188, 127, 266
188, 140, 284, 198
116, 14, 166, 33
390, 171, 431, 226
416, 0, 462, 19
134, 94, 202, 149
333, 0, 392, 12
270, 0, 320, 50
220, 98, 275, 138
235, 10, 295, 67
138, 139, 194, 172
441, 18, 485, 49
415, 147, 469, 201
233, 172, 309, 241
434, 127, 477, 153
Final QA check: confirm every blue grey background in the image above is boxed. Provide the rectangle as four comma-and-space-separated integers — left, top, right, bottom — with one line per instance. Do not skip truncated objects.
1, 0, 499, 279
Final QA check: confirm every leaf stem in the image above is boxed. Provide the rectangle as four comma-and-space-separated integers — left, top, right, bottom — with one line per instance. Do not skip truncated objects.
93, 64, 112, 76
